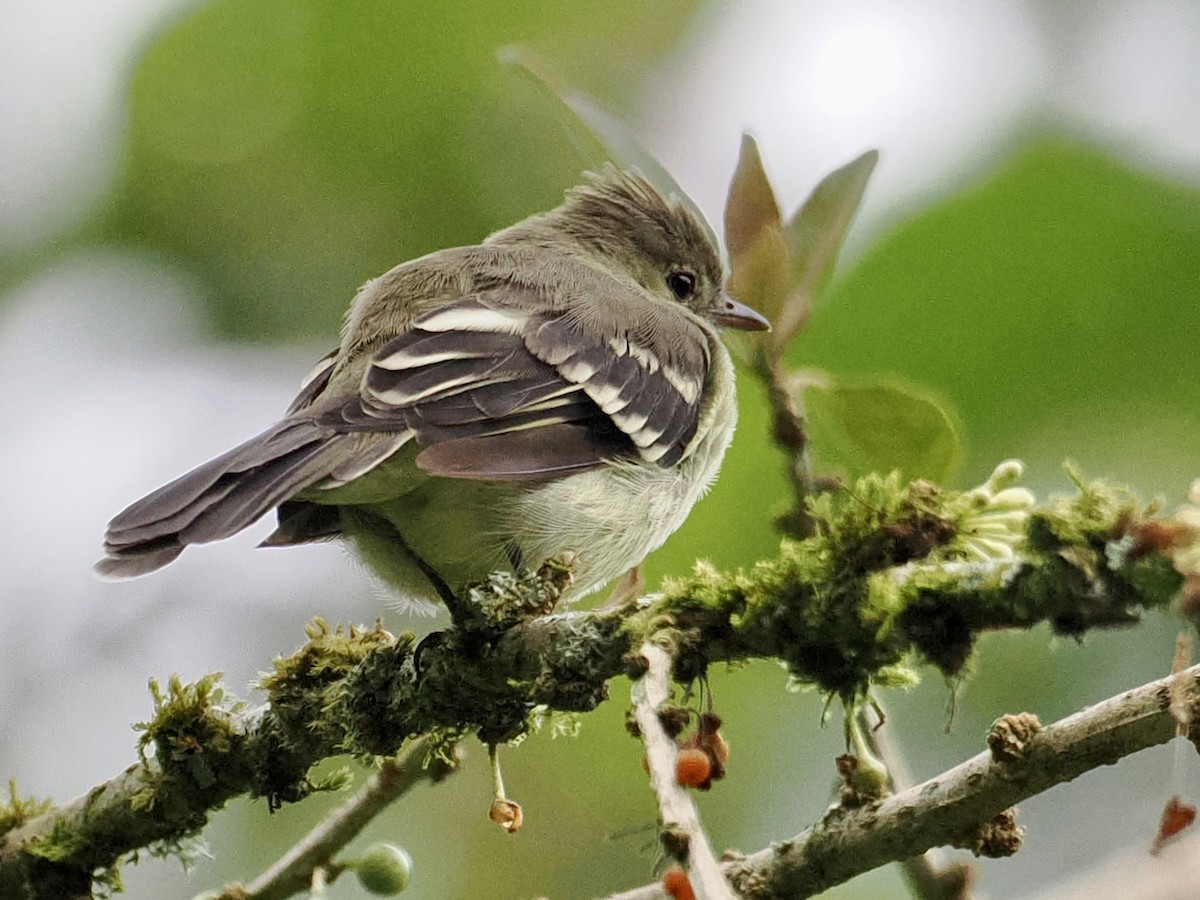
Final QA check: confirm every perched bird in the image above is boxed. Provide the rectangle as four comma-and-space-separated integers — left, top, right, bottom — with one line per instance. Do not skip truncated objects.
96, 168, 769, 606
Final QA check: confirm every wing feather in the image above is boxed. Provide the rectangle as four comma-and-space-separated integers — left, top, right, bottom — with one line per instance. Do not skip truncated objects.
316, 286, 712, 478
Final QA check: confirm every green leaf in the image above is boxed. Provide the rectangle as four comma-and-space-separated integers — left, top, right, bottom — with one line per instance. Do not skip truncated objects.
724, 134, 787, 348
804, 377, 962, 483
496, 46, 612, 173
797, 138, 1200, 490
726, 225, 789, 333
725, 133, 783, 262
779, 150, 879, 347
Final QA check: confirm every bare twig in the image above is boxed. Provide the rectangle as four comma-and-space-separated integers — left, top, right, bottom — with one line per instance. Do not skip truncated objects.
603, 663, 1200, 899
222, 734, 459, 900
762, 360, 817, 535
631, 642, 734, 900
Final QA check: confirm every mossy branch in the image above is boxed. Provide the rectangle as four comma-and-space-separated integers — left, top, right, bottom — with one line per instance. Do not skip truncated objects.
0, 466, 1195, 898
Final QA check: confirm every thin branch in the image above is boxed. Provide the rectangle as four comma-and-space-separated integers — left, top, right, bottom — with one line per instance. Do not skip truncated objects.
224, 735, 459, 900
603, 663, 1200, 900
761, 360, 818, 536
631, 642, 734, 900
862, 703, 976, 900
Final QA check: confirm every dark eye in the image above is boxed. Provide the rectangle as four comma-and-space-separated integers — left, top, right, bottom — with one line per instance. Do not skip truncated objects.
667, 270, 697, 300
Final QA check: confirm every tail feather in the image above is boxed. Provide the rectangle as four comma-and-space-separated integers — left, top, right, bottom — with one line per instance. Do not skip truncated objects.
103, 479, 241, 548
105, 421, 325, 537
94, 543, 185, 581
178, 439, 345, 544
96, 420, 342, 579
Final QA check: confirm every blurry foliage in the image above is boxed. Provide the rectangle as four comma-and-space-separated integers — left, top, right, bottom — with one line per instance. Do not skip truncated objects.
109, 0, 702, 340
799, 138, 1200, 491
803, 376, 963, 484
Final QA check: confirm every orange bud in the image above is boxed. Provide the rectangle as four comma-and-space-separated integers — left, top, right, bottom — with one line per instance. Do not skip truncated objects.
1151, 795, 1197, 855
662, 866, 696, 900
675, 748, 713, 788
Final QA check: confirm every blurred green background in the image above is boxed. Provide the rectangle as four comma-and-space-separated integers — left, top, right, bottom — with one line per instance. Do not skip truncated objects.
3, 1, 1199, 898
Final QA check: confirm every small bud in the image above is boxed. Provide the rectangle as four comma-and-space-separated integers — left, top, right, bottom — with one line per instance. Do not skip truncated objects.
662, 866, 696, 900
675, 748, 713, 788
696, 712, 730, 766
987, 712, 1042, 762
1151, 795, 1197, 856
986, 459, 1025, 492
840, 716, 890, 803
354, 843, 412, 895
489, 797, 524, 833
971, 807, 1024, 858
657, 706, 691, 739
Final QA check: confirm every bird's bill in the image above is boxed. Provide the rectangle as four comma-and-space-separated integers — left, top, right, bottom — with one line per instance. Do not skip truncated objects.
712, 296, 771, 332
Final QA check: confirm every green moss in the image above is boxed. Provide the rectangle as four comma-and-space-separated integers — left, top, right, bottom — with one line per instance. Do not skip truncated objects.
262, 618, 407, 749
324, 560, 594, 753
0, 781, 53, 837
464, 554, 576, 627
654, 466, 1181, 700
701, 472, 963, 698
1028, 472, 1140, 550
132, 673, 250, 817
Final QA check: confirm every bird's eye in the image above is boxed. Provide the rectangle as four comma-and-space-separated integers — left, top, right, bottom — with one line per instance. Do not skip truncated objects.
667, 271, 697, 300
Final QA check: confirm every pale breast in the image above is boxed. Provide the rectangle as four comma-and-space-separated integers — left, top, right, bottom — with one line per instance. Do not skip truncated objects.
509, 349, 738, 598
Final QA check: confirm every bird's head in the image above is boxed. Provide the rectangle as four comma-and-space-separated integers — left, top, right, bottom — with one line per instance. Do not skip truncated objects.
499, 167, 770, 333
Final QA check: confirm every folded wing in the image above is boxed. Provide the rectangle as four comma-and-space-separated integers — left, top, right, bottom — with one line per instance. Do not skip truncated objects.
97, 283, 712, 578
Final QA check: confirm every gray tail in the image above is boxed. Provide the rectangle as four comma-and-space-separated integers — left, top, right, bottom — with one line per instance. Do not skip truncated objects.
95, 420, 344, 580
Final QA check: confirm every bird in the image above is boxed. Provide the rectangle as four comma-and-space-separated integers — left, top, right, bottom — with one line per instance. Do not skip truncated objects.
95, 167, 770, 607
